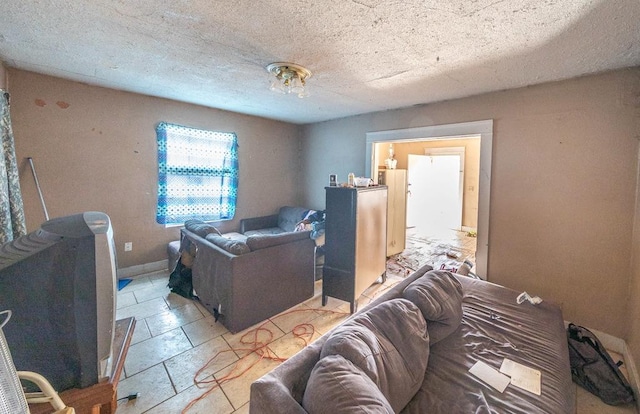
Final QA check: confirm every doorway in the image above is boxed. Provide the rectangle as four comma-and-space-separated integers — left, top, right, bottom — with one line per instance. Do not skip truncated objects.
365, 120, 493, 279
407, 148, 464, 235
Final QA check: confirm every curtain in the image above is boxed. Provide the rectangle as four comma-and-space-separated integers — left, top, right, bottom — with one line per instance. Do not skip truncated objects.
0, 91, 26, 243
156, 122, 239, 225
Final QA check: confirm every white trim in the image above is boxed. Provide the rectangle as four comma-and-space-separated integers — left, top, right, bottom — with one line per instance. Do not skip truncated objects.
623, 341, 640, 410
365, 120, 493, 279
117, 260, 168, 279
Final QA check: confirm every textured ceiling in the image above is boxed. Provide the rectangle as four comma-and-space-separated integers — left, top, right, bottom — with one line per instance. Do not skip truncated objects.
1, 0, 639, 124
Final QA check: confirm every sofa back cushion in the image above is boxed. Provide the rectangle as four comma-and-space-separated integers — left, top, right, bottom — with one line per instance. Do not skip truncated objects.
302, 354, 394, 414
319, 298, 429, 412
205, 234, 251, 255
402, 270, 464, 345
184, 220, 221, 238
245, 231, 310, 251
277, 206, 310, 232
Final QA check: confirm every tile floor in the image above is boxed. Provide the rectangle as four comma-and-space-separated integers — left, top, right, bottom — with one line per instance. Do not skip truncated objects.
115, 232, 637, 413
115, 269, 397, 413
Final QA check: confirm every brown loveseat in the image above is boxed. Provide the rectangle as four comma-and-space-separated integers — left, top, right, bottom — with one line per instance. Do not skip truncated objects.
180, 215, 315, 333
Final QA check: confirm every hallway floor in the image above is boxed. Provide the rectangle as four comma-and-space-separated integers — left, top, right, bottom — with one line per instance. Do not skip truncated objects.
387, 226, 477, 277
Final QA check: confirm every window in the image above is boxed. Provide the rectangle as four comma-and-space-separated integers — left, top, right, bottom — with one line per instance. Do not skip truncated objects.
156, 122, 239, 226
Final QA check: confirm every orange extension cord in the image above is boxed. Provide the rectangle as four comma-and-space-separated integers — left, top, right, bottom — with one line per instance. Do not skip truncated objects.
180, 278, 396, 413
180, 307, 349, 413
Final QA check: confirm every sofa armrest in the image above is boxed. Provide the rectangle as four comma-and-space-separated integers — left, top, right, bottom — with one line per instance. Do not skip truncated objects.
240, 214, 279, 233
248, 263, 435, 413
250, 341, 324, 414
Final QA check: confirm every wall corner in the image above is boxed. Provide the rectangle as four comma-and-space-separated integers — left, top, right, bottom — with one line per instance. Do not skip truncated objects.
0, 61, 7, 90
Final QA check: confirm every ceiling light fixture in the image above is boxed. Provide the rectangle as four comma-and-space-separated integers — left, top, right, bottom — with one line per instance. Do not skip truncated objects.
266, 62, 312, 98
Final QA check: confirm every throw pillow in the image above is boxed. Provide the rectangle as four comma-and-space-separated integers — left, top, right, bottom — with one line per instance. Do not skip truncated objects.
402, 270, 464, 345
184, 219, 222, 238
277, 206, 309, 232
205, 234, 250, 255
302, 354, 394, 414
320, 298, 429, 413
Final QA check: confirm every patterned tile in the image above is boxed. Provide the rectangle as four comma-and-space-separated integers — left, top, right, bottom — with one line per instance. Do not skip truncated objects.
145, 302, 204, 337
117, 363, 175, 414
268, 330, 322, 360
182, 315, 229, 347
268, 302, 317, 334
117, 291, 137, 309
129, 319, 151, 346
133, 283, 172, 303
215, 352, 282, 410
149, 383, 234, 414
117, 297, 170, 320
124, 328, 191, 376
222, 320, 285, 359
164, 336, 238, 393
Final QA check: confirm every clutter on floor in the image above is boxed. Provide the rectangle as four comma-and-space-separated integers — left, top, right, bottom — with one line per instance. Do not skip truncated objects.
386, 228, 477, 278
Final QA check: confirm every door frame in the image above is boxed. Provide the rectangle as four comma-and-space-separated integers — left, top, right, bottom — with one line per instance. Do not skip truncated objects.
365, 120, 493, 280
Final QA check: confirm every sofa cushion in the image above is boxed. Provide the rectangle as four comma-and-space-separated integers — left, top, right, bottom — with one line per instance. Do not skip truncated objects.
220, 232, 248, 242
184, 220, 221, 238
319, 298, 429, 413
402, 270, 464, 345
302, 354, 394, 414
245, 231, 310, 251
205, 234, 251, 255
277, 206, 310, 232
243, 227, 285, 237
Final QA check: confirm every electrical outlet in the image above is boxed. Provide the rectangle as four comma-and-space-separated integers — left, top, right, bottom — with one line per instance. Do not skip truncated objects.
124, 242, 132, 252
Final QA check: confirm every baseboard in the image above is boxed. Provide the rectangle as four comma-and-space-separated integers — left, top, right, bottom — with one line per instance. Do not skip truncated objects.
565, 321, 640, 411
117, 259, 168, 279
622, 341, 640, 413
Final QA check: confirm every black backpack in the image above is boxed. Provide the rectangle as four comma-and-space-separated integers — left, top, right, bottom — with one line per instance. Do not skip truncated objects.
567, 323, 635, 405
167, 257, 194, 299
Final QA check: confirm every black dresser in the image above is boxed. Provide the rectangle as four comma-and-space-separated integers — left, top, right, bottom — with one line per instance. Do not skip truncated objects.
322, 185, 387, 313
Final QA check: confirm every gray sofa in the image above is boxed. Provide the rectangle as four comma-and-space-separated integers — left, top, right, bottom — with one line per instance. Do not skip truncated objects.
250, 265, 575, 413
240, 205, 325, 240
180, 215, 316, 333
241, 206, 325, 280
240, 206, 312, 235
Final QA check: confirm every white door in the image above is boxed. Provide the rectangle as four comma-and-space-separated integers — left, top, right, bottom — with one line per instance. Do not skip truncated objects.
407, 149, 464, 235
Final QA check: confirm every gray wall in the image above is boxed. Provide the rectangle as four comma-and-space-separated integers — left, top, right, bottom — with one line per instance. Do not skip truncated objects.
8, 69, 303, 268
630, 161, 640, 373
0, 63, 6, 89
301, 68, 640, 341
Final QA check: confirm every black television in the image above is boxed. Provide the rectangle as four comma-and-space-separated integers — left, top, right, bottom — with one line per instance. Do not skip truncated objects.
0, 211, 117, 392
